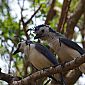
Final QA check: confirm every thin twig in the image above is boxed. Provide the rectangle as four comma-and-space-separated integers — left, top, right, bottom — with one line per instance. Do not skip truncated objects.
25, 4, 42, 26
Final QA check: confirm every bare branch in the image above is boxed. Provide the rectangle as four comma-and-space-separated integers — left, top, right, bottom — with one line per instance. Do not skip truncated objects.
45, 0, 56, 25
12, 54, 85, 85
66, 0, 85, 39
65, 68, 81, 85
57, 0, 71, 33
25, 4, 42, 26
21, 4, 41, 40
18, 0, 29, 40
81, 5, 85, 48
0, 68, 21, 84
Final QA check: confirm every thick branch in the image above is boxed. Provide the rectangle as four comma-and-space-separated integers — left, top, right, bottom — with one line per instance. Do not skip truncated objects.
12, 54, 85, 85
57, 0, 71, 32
66, 0, 85, 39
45, 0, 56, 24
65, 68, 81, 85
0, 68, 21, 84
81, 6, 85, 48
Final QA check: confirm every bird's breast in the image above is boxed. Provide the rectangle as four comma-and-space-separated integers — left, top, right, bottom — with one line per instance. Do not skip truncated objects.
58, 43, 81, 62
43, 34, 85, 73
48, 39, 81, 63
28, 48, 53, 70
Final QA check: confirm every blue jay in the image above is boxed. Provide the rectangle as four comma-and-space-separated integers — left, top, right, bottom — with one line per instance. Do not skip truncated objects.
34, 24, 85, 73
13, 41, 65, 85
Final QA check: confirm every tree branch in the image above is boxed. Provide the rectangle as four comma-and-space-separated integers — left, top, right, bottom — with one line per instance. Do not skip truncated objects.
23, 4, 41, 40
0, 68, 21, 84
66, 0, 85, 39
57, 0, 71, 33
65, 68, 81, 85
25, 4, 42, 26
12, 54, 85, 85
45, 0, 56, 24
81, 5, 85, 48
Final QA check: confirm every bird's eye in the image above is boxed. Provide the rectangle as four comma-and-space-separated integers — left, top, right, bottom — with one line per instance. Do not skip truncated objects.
41, 29, 44, 33
18, 43, 21, 48
18, 43, 21, 47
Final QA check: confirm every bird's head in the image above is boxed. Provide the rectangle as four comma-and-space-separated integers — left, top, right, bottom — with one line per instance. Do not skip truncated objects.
34, 24, 56, 40
13, 41, 28, 55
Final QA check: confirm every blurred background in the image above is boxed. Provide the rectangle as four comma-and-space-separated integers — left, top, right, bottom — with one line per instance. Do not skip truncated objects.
0, 0, 85, 85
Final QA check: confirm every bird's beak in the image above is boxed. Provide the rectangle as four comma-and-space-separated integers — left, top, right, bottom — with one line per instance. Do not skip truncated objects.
34, 34, 40, 39
34, 34, 44, 39
13, 48, 20, 55
33, 29, 45, 39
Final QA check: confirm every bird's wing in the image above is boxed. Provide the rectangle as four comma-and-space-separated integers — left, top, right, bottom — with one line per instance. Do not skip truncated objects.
59, 38, 85, 55
35, 43, 59, 65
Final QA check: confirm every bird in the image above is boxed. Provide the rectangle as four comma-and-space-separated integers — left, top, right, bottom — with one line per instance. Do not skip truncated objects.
34, 24, 85, 73
13, 40, 65, 85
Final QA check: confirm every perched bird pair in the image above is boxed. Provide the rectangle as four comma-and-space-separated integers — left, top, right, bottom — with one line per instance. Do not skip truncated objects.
13, 40, 65, 85
34, 24, 85, 73
13, 24, 85, 85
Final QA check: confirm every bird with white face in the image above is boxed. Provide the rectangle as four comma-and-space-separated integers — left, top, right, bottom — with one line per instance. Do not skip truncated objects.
34, 24, 85, 73
13, 41, 65, 85
13, 41, 59, 69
